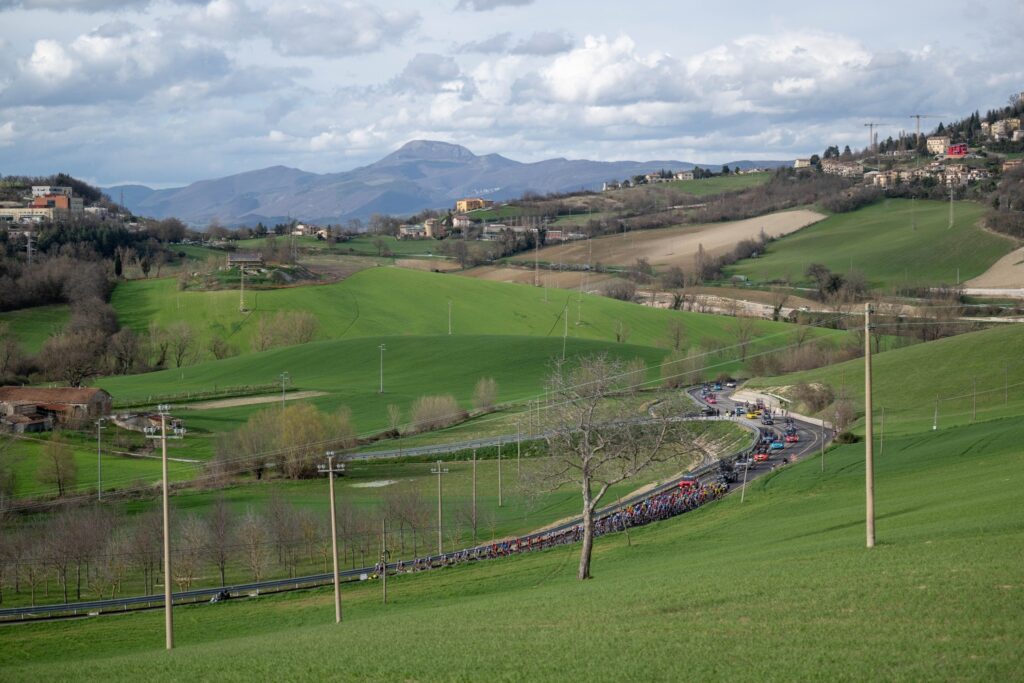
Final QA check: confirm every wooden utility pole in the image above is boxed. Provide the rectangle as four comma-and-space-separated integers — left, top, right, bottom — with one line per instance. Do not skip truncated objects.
318, 453, 345, 623
431, 460, 449, 555
820, 421, 825, 473
864, 303, 876, 549
497, 441, 503, 507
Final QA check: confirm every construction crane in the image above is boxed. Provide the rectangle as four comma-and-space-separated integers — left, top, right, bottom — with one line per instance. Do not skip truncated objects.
909, 114, 941, 145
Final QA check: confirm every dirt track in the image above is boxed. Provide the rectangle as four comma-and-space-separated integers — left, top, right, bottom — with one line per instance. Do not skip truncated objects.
183, 391, 328, 410
965, 245, 1024, 288
534, 209, 826, 270
459, 266, 614, 290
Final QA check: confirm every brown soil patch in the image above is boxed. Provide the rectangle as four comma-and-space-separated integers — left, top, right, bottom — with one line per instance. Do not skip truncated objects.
394, 258, 461, 273
184, 390, 328, 410
965, 245, 1024, 288
534, 209, 826, 270
459, 265, 614, 291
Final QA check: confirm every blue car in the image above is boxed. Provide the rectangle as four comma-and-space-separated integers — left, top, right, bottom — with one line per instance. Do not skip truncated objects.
770, 440, 785, 450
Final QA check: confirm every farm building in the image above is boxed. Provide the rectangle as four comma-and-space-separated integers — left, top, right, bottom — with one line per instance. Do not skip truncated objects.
0, 386, 112, 432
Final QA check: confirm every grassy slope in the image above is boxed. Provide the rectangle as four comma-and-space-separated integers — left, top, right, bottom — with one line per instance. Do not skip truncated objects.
726, 199, 1010, 288
3, 416, 1020, 681
747, 324, 1024, 434
96, 335, 670, 445
0, 304, 70, 353
111, 266, 832, 356
664, 171, 771, 194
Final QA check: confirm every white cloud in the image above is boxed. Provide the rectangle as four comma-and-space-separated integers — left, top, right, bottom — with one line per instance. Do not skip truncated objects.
0, 0, 205, 11
264, 2, 419, 57
511, 31, 572, 55
0, 121, 15, 146
455, 0, 533, 11
23, 39, 75, 82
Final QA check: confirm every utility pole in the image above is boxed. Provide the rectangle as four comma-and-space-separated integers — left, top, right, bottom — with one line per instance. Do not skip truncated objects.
95, 417, 106, 501
933, 394, 939, 431
972, 377, 977, 422
880, 407, 885, 456
1006, 364, 1009, 406
378, 344, 386, 394
279, 371, 289, 410
949, 183, 955, 229
471, 449, 477, 545
864, 303, 876, 549
820, 421, 825, 473
25, 231, 34, 267
144, 405, 186, 650
516, 420, 522, 478
740, 459, 750, 503
864, 122, 879, 164
562, 303, 568, 360
497, 441, 503, 507
431, 460, 449, 555
379, 518, 389, 605
239, 265, 246, 312
447, 299, 452, 335
318, 452, 345, 623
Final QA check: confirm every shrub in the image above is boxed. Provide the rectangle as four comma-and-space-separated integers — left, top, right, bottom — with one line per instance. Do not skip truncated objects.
410, 395, 465, 433
793, 382, 835, 412
472, 377, 498, 412
602, 279, 637, 302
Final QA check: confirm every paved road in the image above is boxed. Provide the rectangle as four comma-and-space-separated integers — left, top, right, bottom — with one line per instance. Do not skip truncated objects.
0, 388, 830, 622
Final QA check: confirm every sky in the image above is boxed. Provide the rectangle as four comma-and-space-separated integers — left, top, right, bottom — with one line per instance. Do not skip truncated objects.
0, 0, 1021, 188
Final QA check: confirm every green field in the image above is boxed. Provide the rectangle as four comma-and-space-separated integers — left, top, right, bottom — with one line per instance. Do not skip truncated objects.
747, 324, 1024, 435
664, 171, 771, 195
726, 199, 1011, 288
2, 412, 1019, 680
464, 205, 525, 221
111, 266, 834, 359
0, 304, 70, 353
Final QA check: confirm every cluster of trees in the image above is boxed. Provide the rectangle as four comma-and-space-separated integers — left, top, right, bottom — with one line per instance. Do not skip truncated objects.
0, 487, 461, 606
213, 403, 357, 480
804, 264, 870, 304
252, 311, 319, 352
988, 166, 1024, 238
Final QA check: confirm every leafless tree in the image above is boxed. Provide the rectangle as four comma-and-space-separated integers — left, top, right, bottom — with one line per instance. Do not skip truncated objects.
107, 327, 144, 375
666, 320, 687, 351
175, 513, 206, 591
129, 510, 163, 595
386, 404, 402, 437
167, 321, 197, 368
472, 377, 499, 412
769, 288, 790, 322
38, 435, 77, 497
37, 330, 107, 386
239, 507, 269, 582
731, 316, 756, 361
535, 356, 689, 580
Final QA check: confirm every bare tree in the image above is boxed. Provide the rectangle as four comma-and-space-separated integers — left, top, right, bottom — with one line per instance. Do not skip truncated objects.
129, 510, 163, 595
770, 288, 790, 322
167, 321, 197, 368
205, 497, 235, 587
239, 508, 269, 582
175, 514, 206, 591
536, 356, 686, 580
472, 377, 499, 412
37, 330, 107, 386
731, 316, 756, 361
38, 435, 77, 497
666, 320, 687, 351
386, 404, 402, 437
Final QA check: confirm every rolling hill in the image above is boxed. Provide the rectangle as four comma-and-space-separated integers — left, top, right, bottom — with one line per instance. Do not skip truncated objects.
105, 140, 790, 226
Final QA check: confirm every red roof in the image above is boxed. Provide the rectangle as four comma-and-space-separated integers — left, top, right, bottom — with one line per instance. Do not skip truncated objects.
0, 386, 109, 405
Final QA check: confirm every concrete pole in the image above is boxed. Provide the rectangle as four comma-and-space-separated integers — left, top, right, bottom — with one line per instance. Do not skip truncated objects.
972, 377, 977, 422
820, 421, 825, 473
434, 460, 445, 555
864, 303, 876, 549
381, 517, 387, 605
328, 455, 341, 623
160, 413, 173, 650
497, 441, 503, 507
472, 449, 477, 545
96, 418, 104, 502
516, 421, 522, 478
740, 459, 750, 503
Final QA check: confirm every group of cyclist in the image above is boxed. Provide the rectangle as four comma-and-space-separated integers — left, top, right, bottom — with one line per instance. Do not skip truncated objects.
391, 480, 728, 574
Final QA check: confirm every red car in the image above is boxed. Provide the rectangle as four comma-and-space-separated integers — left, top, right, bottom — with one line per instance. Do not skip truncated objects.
706, 396, 717, 404
785, 433, 799, 443
678, 475, 699, 490
753, 452, 770, 462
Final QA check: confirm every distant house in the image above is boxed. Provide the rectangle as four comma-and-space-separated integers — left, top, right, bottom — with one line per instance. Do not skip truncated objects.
452, 214, 474, 229
793, 158, 812, 169
820, 159, 863, 178
455, 198, 495, 213
674, 171, 695, 181
926, 136, 950, 154
227, 252, 264, 267
0, 386, 112, 432
424, 218, 446, 238
398, 224, 427, 239
1003, 159, 1024, 172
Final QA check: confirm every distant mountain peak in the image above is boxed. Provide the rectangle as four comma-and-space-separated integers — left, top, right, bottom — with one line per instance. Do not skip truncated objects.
384, 139, 478, 162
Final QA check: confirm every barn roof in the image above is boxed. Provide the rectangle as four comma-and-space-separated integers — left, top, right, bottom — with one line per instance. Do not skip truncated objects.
0, 386, 110, 405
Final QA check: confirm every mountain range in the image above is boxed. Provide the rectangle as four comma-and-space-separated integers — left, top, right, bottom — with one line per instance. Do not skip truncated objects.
106, 141, 791, 227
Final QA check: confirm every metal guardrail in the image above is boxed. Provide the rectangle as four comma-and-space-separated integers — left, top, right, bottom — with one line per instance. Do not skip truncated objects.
0, 408, 779, 622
